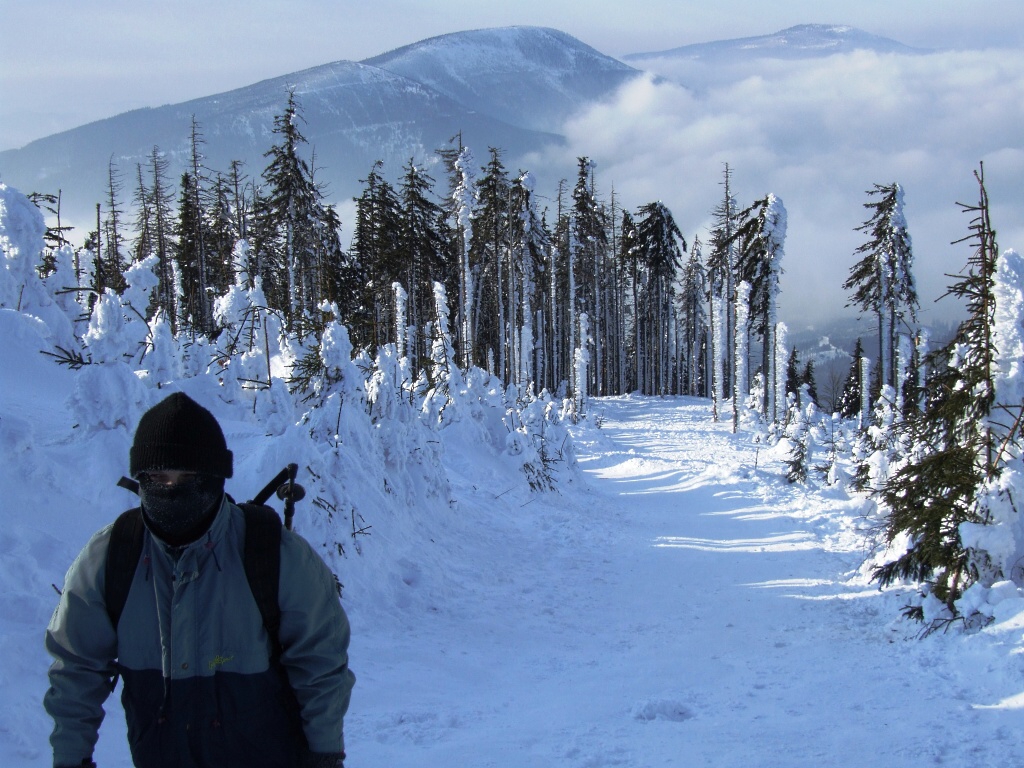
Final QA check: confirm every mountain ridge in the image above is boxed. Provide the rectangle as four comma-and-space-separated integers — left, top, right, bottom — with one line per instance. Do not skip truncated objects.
363, 26, 640, 132
624, 23, 927, 62
2, 26, 629, 229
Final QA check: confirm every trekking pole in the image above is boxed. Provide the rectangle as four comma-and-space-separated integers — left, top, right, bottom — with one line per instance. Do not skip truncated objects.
275, 463, 305, 531
251, 466, 291, 507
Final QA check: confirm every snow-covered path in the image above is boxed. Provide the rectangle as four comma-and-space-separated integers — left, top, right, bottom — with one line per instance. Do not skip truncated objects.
348, 395, 1024, 766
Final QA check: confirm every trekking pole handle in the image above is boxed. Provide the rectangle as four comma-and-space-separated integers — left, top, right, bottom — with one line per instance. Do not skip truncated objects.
251, 466, 292, 507
275, 463, 305, 531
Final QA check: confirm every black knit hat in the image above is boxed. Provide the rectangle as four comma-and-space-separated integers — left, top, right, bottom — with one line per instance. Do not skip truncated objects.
130, 393, 234, 479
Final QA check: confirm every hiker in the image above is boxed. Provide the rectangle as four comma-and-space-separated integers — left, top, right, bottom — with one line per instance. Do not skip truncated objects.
44, 392, 355, 768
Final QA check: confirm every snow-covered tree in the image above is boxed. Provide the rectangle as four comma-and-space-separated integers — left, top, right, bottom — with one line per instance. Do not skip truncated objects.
872, 166, 1009, 618
733, 280, 751, 433
260, 91, 340, 332
633, 200, 686, 395
730, 194, 786, 419
348, 160, 401, 351
678, 236, 708, 396
707, 164, 739, 410
844, 183, 918, 394
838, 338, 866, 419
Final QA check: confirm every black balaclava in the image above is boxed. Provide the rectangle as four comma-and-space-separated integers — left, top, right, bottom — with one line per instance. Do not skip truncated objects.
138, 473, 225, 545
130, 392, 234, 546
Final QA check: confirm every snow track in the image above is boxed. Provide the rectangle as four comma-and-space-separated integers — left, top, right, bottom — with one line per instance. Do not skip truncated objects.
349, 395, 1024, 767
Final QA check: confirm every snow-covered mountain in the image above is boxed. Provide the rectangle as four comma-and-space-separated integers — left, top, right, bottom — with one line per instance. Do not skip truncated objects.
624, 24, 927, 63
0, 26, 639, 229
364, 26, 639, 133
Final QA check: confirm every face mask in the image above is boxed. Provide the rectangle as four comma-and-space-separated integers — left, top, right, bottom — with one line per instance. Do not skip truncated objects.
139, 474, 224, 545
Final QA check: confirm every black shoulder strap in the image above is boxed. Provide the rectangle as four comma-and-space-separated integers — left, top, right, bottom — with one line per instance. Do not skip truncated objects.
241, 503, 283, 658
105, 508, 146, 630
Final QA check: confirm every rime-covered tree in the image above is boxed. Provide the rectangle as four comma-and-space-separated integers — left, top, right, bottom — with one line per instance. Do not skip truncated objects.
844, 183, 918, 392
396, 159, 449, 366
436, 140, 476, 370
469, 148, 512, 375
618, 208, 641, 391
146, 147, 179, 330
633, 201, 685, 395
785, 348, 802, 405
707, 164, 739, 410
838, 338, 866, 419
348, 161, 401, 351
569, 157, 609, 395
174, 171, 211, 336
678, 236, 708, 396
872, 166, 1003, 616
206, 173, 240, 301
730, 194, 786, 419
801, 359, 818, 406
260, 91, 328, 330
507, 171, 550, 388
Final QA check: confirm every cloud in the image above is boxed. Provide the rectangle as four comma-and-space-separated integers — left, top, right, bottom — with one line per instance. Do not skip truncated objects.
529, 49, 1024, 329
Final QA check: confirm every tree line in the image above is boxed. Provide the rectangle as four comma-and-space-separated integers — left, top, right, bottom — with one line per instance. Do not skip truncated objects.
36, 93, 813, 419
27, 92, 932, 441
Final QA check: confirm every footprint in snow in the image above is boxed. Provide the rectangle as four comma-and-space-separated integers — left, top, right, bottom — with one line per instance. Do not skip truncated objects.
631, 698, 695, 723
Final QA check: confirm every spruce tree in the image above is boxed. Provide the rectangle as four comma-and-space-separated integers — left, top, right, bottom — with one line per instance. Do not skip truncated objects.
27, 191, 73, 259
729, 194, 786, 419
206, 174, 240, 302
175, 171, 205, 335
131, 164, 154, 275
569, 158, 609, 394
785, 348, 801, 404
678, 236, 708, 396
872, 166, 1001, 616
396, 159, 448, 366
844, 183, 918, 392
261, 90, 326, 331
507, 172, 550, 389
707, 164, 738, 408
349, 160, 401, 351
801, 359, 818, 406
838, 338, 866, 419
633, 201, 685, 395
469, 148, 511, 375
147, 147, 179, 331
99, 157, 128, 296
186, 117, 213, 335
619, 208, 640, 392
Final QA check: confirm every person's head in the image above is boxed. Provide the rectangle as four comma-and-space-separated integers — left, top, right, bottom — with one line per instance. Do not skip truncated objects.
130, 392, 233, 545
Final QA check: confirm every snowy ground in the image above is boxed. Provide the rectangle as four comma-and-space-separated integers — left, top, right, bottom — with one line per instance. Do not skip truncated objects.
4, 350, 1024, 765
345, 396, 1024, 767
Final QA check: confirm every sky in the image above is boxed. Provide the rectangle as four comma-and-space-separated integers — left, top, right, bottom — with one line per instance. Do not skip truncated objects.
1, 0, 1023, 152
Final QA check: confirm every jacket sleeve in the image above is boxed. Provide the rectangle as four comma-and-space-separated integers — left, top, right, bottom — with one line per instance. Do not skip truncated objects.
43, 527, 119, 768
277, 531, 355, 755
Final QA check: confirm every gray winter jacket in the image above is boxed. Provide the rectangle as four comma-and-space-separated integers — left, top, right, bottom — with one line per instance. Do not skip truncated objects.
44, 497, 355, 768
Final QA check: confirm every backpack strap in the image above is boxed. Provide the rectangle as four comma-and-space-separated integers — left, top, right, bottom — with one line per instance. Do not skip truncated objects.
105, 508, 146, 630
241, 503, 283, 659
